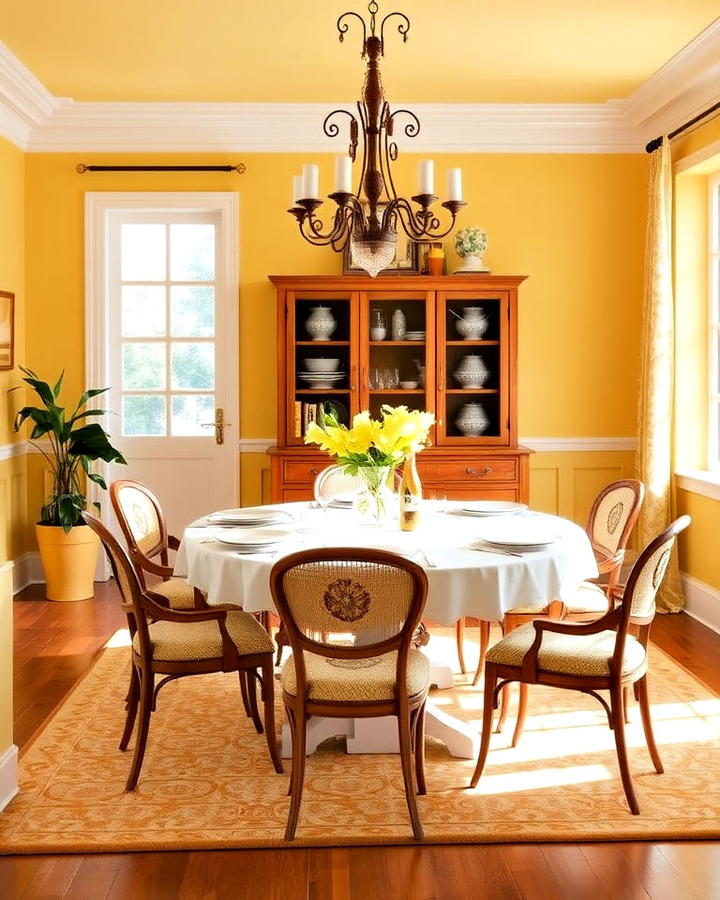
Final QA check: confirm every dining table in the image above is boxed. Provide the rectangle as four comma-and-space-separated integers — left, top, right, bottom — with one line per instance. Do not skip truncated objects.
175, 500, 599, 760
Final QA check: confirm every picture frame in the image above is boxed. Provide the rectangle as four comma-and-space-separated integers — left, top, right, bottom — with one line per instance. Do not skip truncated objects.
343, 203, 420, 275
0, 291, 14, 370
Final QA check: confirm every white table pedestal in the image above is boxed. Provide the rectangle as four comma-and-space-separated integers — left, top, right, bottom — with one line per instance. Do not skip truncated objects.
280, 653, 479, 760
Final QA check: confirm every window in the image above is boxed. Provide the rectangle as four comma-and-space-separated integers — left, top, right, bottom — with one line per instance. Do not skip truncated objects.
111, 216, 219, 438
711, 176, 720, 470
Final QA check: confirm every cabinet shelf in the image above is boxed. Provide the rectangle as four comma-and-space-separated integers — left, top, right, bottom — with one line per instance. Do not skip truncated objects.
369, 340, 426, 347
445, 340, 499, 347
296, 340, 349, 347
295, 389, 350, 395
445, 388, 498, 394
369, 389, 425, 395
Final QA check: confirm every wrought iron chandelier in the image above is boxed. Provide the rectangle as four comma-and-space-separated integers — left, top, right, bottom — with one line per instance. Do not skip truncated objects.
288, 0, 467, 277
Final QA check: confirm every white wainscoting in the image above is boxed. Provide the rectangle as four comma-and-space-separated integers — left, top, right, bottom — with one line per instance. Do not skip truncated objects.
682, 574, 720, 635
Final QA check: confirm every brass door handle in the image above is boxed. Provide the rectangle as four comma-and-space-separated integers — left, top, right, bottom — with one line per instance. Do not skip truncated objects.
200, 408, 231, 444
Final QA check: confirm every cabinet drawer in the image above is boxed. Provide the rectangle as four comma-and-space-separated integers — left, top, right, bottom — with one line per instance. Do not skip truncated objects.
418, 458, 518, 484
283, 460, 328, 484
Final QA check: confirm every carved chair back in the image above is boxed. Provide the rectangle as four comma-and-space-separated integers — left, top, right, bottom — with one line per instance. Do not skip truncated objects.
110, 479, 171, 586
586, 479, 644, 579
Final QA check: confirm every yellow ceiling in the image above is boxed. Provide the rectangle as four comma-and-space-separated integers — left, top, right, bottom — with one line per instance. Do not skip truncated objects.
1, 0, 717, 104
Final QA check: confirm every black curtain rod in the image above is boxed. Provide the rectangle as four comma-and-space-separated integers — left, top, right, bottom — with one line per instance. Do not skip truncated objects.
76, 163, 246, 174
645, 99, 720, 153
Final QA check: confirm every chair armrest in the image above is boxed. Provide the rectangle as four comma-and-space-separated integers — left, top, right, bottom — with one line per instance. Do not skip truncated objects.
593, 545, 624, 575
139, 596, 240, 669
130, 547, 174, 580
168, 534, 181, 551
518, 607, 621, 682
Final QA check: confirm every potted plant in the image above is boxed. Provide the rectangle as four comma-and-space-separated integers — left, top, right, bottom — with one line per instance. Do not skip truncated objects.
13, 366, 127, 601
454, 226, 489, 273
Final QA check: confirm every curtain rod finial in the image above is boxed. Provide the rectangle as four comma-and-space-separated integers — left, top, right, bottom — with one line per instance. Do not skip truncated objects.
645, 136, 663, 154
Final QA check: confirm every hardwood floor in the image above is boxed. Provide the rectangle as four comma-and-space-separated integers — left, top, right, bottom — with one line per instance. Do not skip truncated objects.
3, 584, 720, 899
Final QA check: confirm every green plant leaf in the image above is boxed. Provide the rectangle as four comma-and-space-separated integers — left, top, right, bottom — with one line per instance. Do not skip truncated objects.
22, 375, 56, 409
69, 423, 127, 464
53, 371, 65, 398
87, 472, 107, 489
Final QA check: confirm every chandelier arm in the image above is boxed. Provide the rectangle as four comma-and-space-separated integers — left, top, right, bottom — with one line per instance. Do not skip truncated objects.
390, 197, 462, 241
337, 11, 367, 53
323, 109, 361, 161
386, 108, 421, 139
379, 12, 410, 53
299, 202, 351, 246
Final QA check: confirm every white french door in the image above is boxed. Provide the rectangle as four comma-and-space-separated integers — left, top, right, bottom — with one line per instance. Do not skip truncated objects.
86, 193, 239, 543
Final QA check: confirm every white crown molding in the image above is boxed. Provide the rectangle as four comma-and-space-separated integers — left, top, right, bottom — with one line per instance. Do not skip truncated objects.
623, 19, 720, 140
0, 21, 718, 154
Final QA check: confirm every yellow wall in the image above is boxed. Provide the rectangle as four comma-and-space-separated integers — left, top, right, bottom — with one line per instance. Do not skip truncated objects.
23, 151, 647, 521
672, 115, 720, 592
0, 135, 26, 758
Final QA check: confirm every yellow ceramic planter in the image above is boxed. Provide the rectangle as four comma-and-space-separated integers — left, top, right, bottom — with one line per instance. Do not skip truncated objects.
35, 523, 100, 602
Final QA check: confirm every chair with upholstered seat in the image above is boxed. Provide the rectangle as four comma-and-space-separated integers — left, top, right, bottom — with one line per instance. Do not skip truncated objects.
270, 547, 429, 841
83, 512, 283, 789
314, 463, 401, 506
469, 515, 690, 815
110, 479, 203, 611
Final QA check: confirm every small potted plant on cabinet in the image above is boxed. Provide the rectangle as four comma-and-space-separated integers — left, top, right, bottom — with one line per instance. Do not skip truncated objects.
14, 366, 127, 601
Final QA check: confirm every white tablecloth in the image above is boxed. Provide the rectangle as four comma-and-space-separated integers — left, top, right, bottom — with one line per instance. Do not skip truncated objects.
175, 502, 598, 625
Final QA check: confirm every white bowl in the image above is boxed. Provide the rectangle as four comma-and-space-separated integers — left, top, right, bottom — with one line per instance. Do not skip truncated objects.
304, 357, 340, 373
399, 380, 418, 389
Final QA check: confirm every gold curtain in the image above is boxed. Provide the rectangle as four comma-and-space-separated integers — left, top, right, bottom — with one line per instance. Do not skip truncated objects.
636, 139, 684, 612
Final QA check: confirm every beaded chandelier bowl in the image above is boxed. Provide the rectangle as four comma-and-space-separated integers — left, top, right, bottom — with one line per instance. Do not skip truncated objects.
288, 1, 467, 277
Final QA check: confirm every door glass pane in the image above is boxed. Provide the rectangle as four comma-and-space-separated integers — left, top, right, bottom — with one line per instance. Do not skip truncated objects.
171, 286, 215, 337
121, 224, 166, 281
170, 224, 215, 281
171, 394, 214, 436
123, 395, 166, 436
121, 286, 166, 337
171, 343, 214, 389
122, 343, 166, 389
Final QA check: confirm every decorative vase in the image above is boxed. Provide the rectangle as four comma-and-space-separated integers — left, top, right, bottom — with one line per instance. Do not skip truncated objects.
306, 305, 337, 341
455, 307, 489, 340
391, 308, 407, 340
454, 228, 489, 273
35, 523, 100, 602
454, 252, 489, 274
455, 402, 489, 436
427, 243, 445, 276
453, 354, 489, 388
353, 465, 394, 524
370, 308, 387, 341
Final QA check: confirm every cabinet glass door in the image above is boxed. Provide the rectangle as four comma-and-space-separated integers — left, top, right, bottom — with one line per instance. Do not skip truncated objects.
436, 291, 510, 445
285, 290, 359, 446
359, 290, 435, 432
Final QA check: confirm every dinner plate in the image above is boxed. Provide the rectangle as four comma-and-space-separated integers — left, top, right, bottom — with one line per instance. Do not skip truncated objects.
458, 500, 527, 517
207, 508, 294, 526
215, 526, 293, 547
476, 521, 560, 550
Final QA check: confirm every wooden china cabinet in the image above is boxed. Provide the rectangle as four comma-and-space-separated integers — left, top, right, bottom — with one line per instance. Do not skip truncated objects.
269, 274, 530, 503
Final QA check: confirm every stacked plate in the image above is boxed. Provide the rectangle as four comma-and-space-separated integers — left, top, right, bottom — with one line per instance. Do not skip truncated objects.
214, 526, 293, 553
299, 371, 346, 390
475, 521, 560, 552
456, 500, 527, 517
206, 507, 294, 527
327, 491, 357, 509
405, 330, 426, 341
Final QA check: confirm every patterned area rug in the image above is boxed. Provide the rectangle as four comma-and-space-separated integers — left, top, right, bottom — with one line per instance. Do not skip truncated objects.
2, 629, 720, 852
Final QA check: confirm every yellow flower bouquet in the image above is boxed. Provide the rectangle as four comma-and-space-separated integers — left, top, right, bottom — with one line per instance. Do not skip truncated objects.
305, 405, 435, 520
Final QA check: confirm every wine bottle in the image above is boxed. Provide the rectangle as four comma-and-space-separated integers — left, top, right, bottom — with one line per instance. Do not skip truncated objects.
399, 452, 422, 532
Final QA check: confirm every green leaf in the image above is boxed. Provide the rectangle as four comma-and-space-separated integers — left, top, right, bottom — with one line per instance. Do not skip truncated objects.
69, 423, 127, 464
53, 371, 65, 398
87, 472, 107, 489
92, 501, 101, 514
75, 387, 109, 410
22, 375, 56, 409
57, 493, 84, 533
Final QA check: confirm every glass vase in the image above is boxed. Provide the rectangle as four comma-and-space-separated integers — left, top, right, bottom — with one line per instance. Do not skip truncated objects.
353, 465, 394, 524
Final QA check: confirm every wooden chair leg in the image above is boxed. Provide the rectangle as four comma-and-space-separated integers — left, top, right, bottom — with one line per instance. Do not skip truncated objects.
470, 664, 497, 788
398, 709, 424, 840
609, 682, 640, 815
496, 684, 510, 733
512, 682, 529, 748
246, 671, 264, 734
623, 685, 631, 724
261, 659, 283, 774
126, 668, 154, 791
285, 706, 308, 841
456, 618, 467, 674
471, 620, 491, 687
239, 669, 252, 719
414, 701, 427, 796
119, 664, 140, 751
285, 705, 296, 797
635, 675, 664, 774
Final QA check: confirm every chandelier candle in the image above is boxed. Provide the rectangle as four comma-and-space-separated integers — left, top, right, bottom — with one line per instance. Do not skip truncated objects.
287, 0, 467, 277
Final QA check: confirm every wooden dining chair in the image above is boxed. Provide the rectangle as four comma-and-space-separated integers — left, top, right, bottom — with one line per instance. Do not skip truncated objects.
110, 479, 204, 611
270, 547, 430, 841
83, 512, 283, 789
314, 464, 401, 505
470, 515, 690, 815
488, 480, 645, 738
